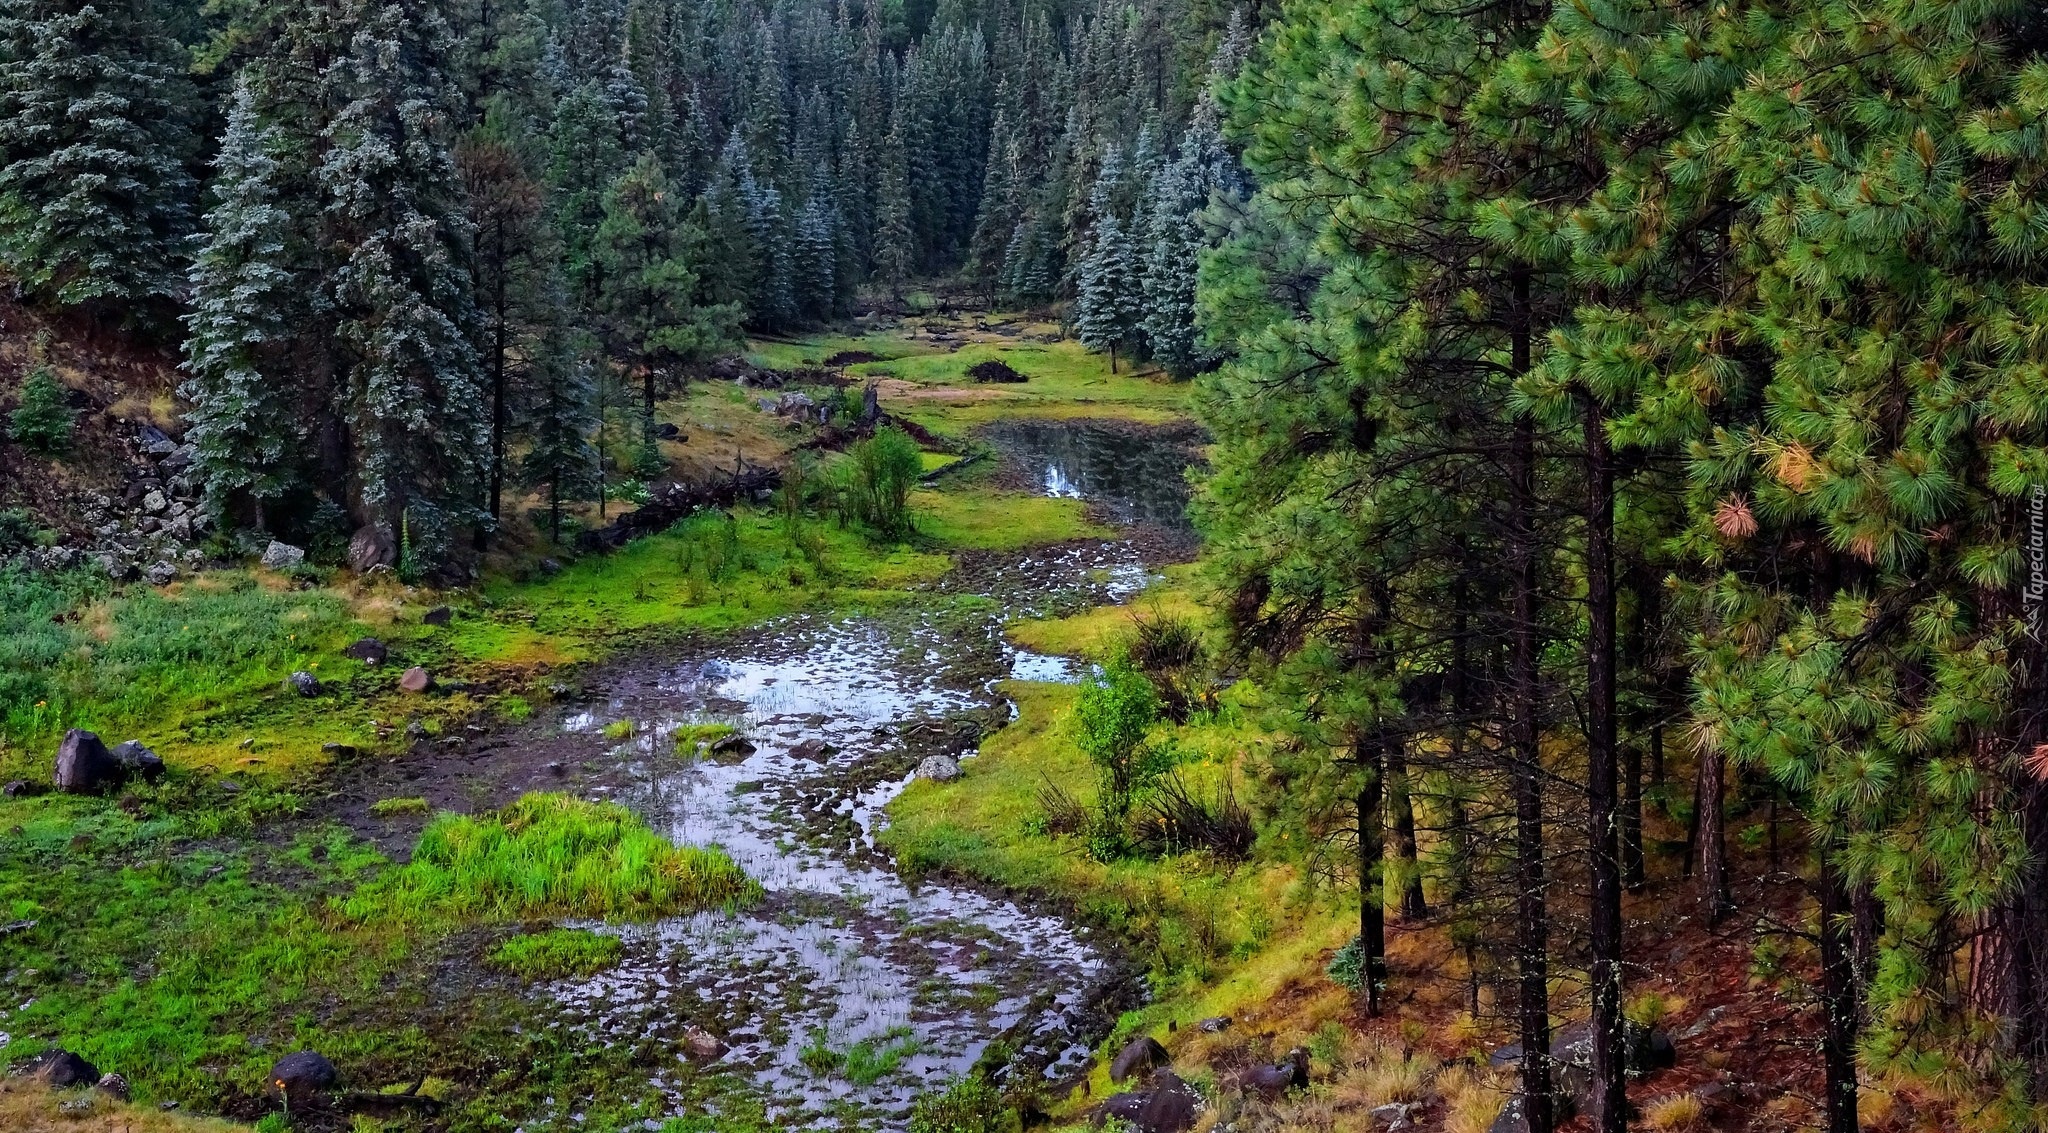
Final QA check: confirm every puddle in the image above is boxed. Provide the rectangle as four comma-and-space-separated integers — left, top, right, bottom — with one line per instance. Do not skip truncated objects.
512, 422, 1200, 1128
979, 420, 1199, 532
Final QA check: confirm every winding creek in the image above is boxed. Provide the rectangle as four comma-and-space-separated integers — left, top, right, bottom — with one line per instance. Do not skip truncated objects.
517, 421, 1199, 1129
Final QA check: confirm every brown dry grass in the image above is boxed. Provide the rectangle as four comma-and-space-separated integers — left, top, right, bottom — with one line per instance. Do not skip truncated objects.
0, 1079, 249, 1133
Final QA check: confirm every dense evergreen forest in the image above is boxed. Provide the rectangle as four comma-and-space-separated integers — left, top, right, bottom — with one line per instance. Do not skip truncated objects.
9, 0, 2048, 1130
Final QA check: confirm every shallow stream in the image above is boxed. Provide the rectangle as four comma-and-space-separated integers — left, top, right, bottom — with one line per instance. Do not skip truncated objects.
524, 421, 1198, 1129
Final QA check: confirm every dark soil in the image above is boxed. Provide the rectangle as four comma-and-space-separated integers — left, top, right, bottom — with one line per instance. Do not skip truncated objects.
824, 350, 885, 366
967, 359, 1027, 383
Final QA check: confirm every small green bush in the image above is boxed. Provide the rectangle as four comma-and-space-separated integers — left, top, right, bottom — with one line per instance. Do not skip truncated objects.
1328, 934, 1371, 992
908, 1073, 1009, 1133
488, 927, 623, 980
832, 426, 922, 539
0, 507, 47, 553
8, 365, 75, 454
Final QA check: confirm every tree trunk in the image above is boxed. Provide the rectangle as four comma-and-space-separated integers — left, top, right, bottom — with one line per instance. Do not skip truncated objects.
1622, 742, 1645, 892
1696, 747, 1733, 922
1582, 394, 1626, 1133
1390, 743, 1427, 920
1818, 847, 1860, 1133
1508, 265, 1552, 1133
1358, 736, 1388, 1015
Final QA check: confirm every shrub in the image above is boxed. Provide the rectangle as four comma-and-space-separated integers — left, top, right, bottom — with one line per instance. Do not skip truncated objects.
340, 792, 760, 924
488, 927, 624, 980
0, 507, 47, 553
908, 1074, 1008, 1133
1328, 934, 1370, 992
1133, 774, 1254, 861
8, 365, 75, 454
833, 426, 922, 539
1072, 653, 1173, 859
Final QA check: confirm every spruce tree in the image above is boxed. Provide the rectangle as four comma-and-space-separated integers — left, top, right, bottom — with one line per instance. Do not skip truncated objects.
320, 0, 491, 562
7, 362, 72, 453
0, 0, 198, 314
521, 322, 598, 544
1074, 148, 1143, 372
182, 78, 303, 527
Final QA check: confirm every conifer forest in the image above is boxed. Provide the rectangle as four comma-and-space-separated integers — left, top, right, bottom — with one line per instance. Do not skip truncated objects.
7, 0, 2048, 1131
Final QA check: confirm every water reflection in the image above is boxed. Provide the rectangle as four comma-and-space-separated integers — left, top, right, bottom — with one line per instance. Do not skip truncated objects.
980, 420, 1198, 530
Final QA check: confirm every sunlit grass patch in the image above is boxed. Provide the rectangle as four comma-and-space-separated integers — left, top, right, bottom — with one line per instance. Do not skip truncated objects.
368, 796, 431, 818
0, 1076, 252, 1132
341, 793, 760, 924
910, 488, 1107, 551
1006, 571, 1209, 659
488, 927, 624, 980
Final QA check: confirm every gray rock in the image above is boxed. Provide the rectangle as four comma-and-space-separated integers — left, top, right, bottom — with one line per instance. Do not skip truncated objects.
259, 540, 305, 570
109, 740, 165, 783
422, 604, 453, 626
915, 753, 962, 782
1110, 1036, 1170, 1084
162, 444, 196, 472
54, 730, 121, 794
398, 666, 433, 693
96, 1072, 130, 1101
267, 1051, 336, 1106
539, 557, 562, 575
144, 560, 178, 585
348, 525, 396, 573
1095, 1069, 1201, 1133
142, 490, 167, 513
789, 737, 836, 761
99, 554, 134, 581
708, 733, 755, 757
31, 1049, 99, 1089
343, 637, 388, 666
1198, 1016, 1232, 1034
1371, 1102, 1413, 1129
682, 1025, 727, 1061
286, 671, 322, 697
165, 516, 192, 542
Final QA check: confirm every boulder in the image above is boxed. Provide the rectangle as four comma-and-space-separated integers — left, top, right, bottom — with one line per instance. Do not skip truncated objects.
286, 671, 322, 697
1092, 1069, 1201, 1133
1198, 1016, 1232, 1034
142, 490, 168, 514
422, 605, 453, 626
96, 1072, 131, 1101
348, 525, 395, 573
268, 1051, 337, 1106
108, 740, 165, 783
1230, 1048, 1310, 1102
656, 422, 682, 440
259, 541, 306, 571
31, 1050, 99, 1089
2, 779, 36, 797
682, 1025, 727, 1061
54, 730, 121, 794
343, 637, 389, 666
398, 667, 434, 694
915, 753, 962, 782
538, 557, 562, 576
144, 560, 178, 585
1109, 1035, 1170, 1084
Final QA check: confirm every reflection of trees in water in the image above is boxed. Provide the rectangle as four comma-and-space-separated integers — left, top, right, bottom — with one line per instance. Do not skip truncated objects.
983, 422, 1196, 529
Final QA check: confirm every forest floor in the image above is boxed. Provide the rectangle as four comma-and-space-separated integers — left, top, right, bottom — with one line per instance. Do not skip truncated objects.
0, 311, 1877, 1133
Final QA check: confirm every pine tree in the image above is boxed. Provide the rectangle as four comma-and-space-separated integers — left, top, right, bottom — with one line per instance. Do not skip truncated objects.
793, 190, 839, 322
1074, 148, 1143, 372
182, 78, 304, 526
7, 362, 72, 453
873, 110, 914, 301
320, 0, 491, 562
0, 0, 198, 314
520, 322, 598, 544
594, 150, 741, 463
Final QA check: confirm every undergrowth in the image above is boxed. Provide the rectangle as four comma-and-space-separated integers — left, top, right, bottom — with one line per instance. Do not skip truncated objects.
488, 927, 624, 980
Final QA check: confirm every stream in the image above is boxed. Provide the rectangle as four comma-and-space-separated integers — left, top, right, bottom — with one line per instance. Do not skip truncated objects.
525, 421, 1198, 1130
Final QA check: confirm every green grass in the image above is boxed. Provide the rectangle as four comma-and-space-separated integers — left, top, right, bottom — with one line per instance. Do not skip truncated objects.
0, 567, 375, 777
368, 796, 431, 817
488, 927, 624, 980
843, 1026, 921, 1086
919, 451, 962, 473
340, 793, 760, 924
745, 333, 941, 371
910, 487, 1108, 551
673, 722, 737, 750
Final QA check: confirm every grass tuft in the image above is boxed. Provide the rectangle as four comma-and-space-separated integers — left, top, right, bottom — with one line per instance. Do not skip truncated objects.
341, 793, 759, 924
488, 927, 624, 980
368, 797, 431, 818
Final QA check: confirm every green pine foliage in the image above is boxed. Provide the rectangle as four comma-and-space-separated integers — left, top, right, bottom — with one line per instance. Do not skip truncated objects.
7, 362, 73, 454
0, 0, 197, 312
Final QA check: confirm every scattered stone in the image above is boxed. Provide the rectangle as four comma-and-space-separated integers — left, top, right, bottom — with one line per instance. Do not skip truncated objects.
54, 730, 121, 794
422, 605, 453, 626
405, 720, 429, 740
144, 560, 178, 585
259, 540, 305, 571
546, 761, 566, 777
343, 637, 389, 665
142, 490, 168, 514
789, 738, 836, 761
538, 557, 562, 576
109, 740, 165, 783
268, 1051, 337, 1106
1110, 1036, 1171, 1084
99, 554, 134, 581
286, 671, 322, 697
1198, 1016, 1232, 1034
348, 525, 396, 573
708, 733, 756, 757
0, 918, 35, 935
96, 1072, 131, 1101
915, 753, 962, 782
320, 743, 357, 758
31, 1049, 100, 1089
682, 1025, 728, 1061
398, 667, 434, 693
2, 780, 36, 797
1095, 1069, 1201, 1133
